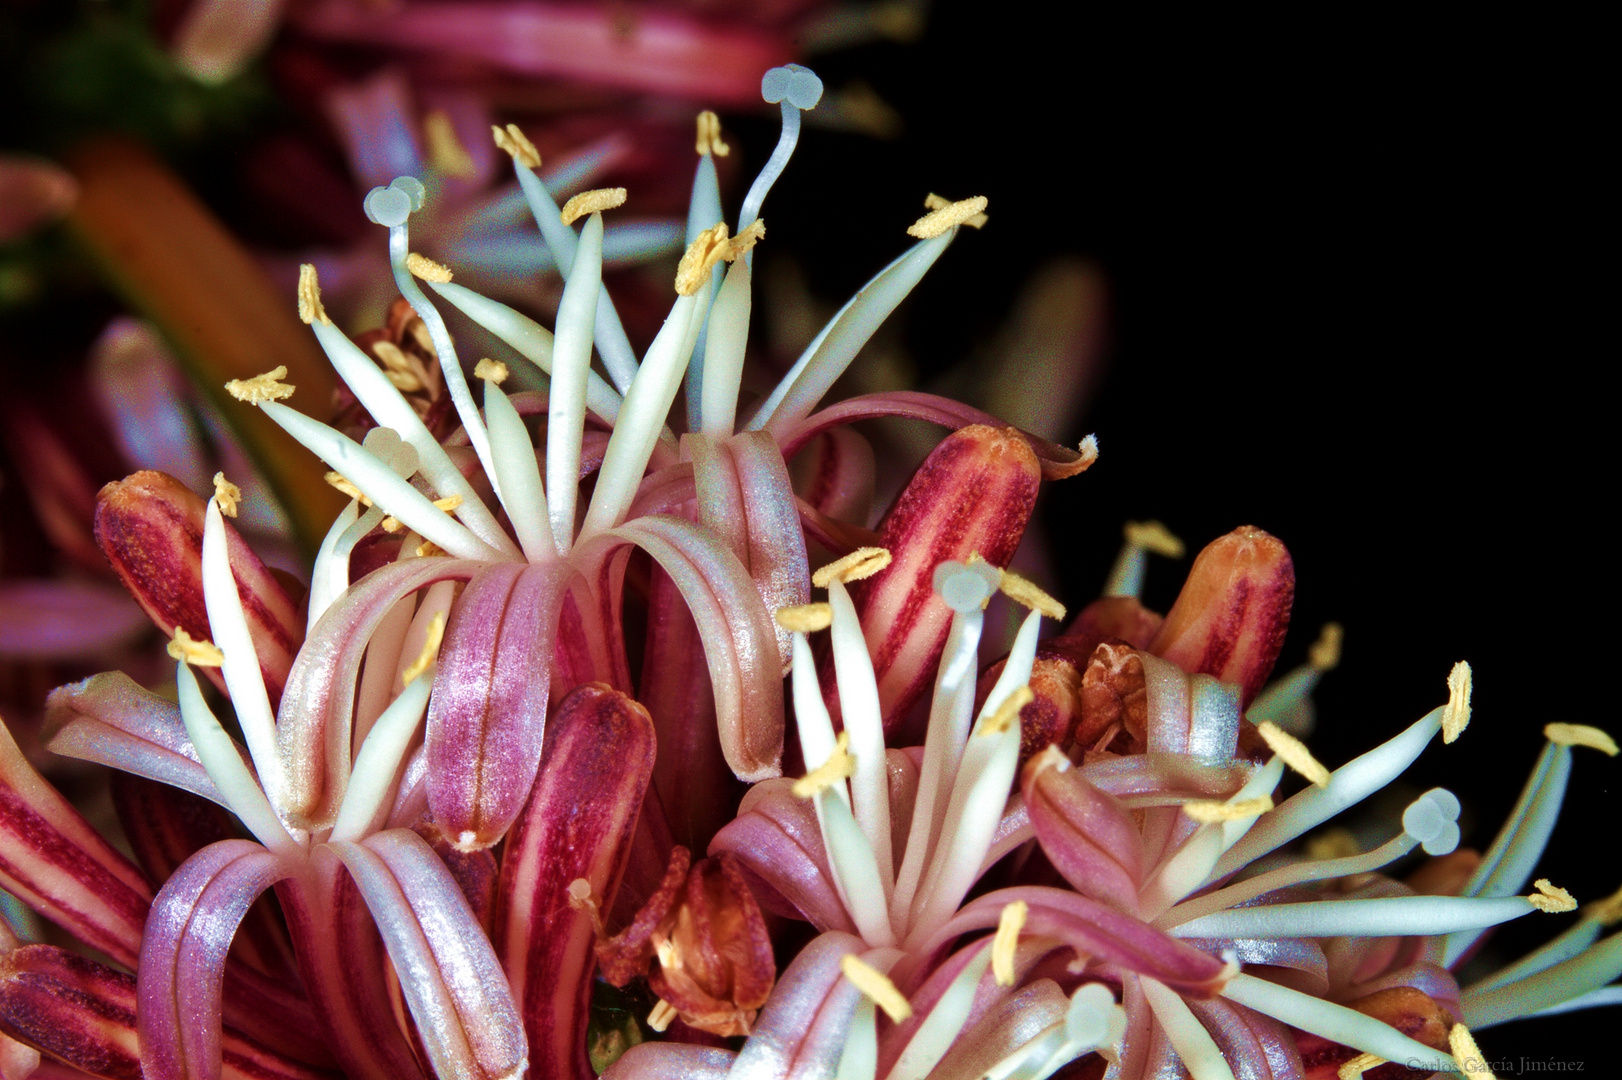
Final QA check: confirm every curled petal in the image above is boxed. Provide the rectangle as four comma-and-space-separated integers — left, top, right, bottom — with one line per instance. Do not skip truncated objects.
44, 671, 222, 805
1141, 653, 1243, 763
0, 722, 151, 967
1185, 996, 1306, 1080
1021, 752, 1144, 911
497, 683, 655, 1080
788, 425, 875, 526
709, 780, 857, 934
726, 931, 868, 1080
845, 424, 1041, 733
427, 562, 570, 849
330, 830, 527, 1080
1077, 752, 1253, 807
94, 471, 302, 706
1149, 526, 1295, 705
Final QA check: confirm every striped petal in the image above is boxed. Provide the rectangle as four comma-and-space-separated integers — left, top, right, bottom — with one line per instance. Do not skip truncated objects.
44, 671, 223, 806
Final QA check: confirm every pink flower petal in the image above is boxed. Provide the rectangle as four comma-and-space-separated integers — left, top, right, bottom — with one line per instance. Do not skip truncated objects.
44, 672, 223, 805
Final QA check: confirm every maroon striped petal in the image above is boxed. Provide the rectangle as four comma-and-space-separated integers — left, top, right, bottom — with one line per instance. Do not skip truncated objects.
94, 471, 302, 706
43, 672, 222, 805
578, 516, 783, 782
843, 424, 1041, 734
277, 558, 481, 832
725, 931, 867, 1079
602, 1044, 736, 1079
0, 722, 151, 968
496, 683, 655, 1080
1149, 526, 1295, 706
330, 830, 526, 1080
426, 561, 569, 850
1021, 749, 1145, 911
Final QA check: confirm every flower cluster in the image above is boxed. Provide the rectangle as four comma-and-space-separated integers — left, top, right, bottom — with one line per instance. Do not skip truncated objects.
1, 62, 1617, 1080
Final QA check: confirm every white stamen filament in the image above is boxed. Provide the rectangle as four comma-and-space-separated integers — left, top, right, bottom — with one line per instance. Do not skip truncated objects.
1139, 826, 1227, 919
200, 500, 282, 800
507, 155, 640, 393
394, 581, 457, 691
483, 377, 555, 561
818, 792, 897, 946
834, 995, 878, 1080
329, 673, 435, 843
791, 634, 850, 811
353, 595, 416, 749
699, 258, 753, 437
888, 944, 993, 1080
545, 211, 604, 553
1140, 977, 1236, 1080
1209, 705, 1445, 883
580, 282, 708, 537
1172, 894, 1542, 940
681, 145, 725, 432
1462, 928, 1622, 1029
1219, 756, 1286, 851
1102, 520, 1183, 598
308, 499, 362, 632
175, 662, 300, 855
426, 281, 627, 427
826, 580, 894, 894
259, 402, 504, 562
1222, 974, 1461, 1074
1466, 914, 1606, 995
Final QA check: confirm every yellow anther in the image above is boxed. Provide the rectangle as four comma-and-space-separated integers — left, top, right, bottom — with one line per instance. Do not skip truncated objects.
473, 357, 509, 384
695, 110, 730, 156
908, 195, 989, 238
1442, 661, 1472, 744
1544, 722, 1619, 756
726, 219, 766, 259
406, 252, 453, 283
433, 495, 463, 513
981, 686, 1034, 736
812, 547, 892, 588
225, 366, 295, 404
379, 516, 405, 534
1183, 795, 1274, 824
1123, 520, 1184, 558
212, 472, 241, 518
423, 110, 476, 178
1075, 433, 1100, 471
1528, 878, 1577, 913
647, 999, 678, 1033
1337, 1052, 1385, 1080
1255, 721, 1331, 788
792, 732, 855, 799
1585, 883, 1622, 926
372, 340, 425, 393
840, 954, 912, 1022
491, 123, 540, 169
775, 603, 832, 634
921, 192, 987, 230
323, 471, 372, 506
1308, 622, 1343, 671
401, 611, 446, 685
675, 222, 731, 295
992, 900, 1027, 987
997, 567, 1066, 621
297, 264, 331, 325
560, 187, 627, 226
167, 628, 224, 667
1305, 828, 1361, 862
415, 540, 444, 558
1447, 1023, 1494, 1079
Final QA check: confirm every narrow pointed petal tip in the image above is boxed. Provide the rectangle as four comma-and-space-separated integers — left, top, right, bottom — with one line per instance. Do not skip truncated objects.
853, 424, 1042, 730
1149, 525, 1295, 705
94, 470, 303, 705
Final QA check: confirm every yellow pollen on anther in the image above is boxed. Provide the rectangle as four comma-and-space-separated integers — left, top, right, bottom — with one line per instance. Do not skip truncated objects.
1528, 878, 1577, 913
212, 472, 241, 518
1544, 722, 1619, 756
695, 110, 730, 156
812, 547, 892, 588
921, 193, 988, 230
406, 253, 453, 283
675, 222, 730, 295
992, 900, 1027, 986
792, 732, 855, 799
296, 264, 331, 325
225, 366, 295, 404
1448, 1023, 1495, 1079
379, 517, 405, 534
1443, 661, 1472, 744
647, 1000, 678, 1033
725, 219, 766, 259
1337, 1052, 1386, 1080
560, 187, 627, 226
981, 686, 1034, 736
424, 110, 477, 178
474, 358, 509, 384
491, 123, 540, 169
372, 341, 424, 394
415, 540, 444, 558
401, 612, 446, 685
167, 628, 224, 667
1309, 622, 1344, 671
1183, 795, 1274, 824
840, 954, 912, 1022
382, 495, 461, 535
997, 568, 1066, 621
908, 195, 988, 238
1585, 883, 1622, 926
323, 471, 372, 506
1256, 721, 1331, 787
775, 603, 833, 633
1123, 520, 1184, 558
1075, 433, 1100, 470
